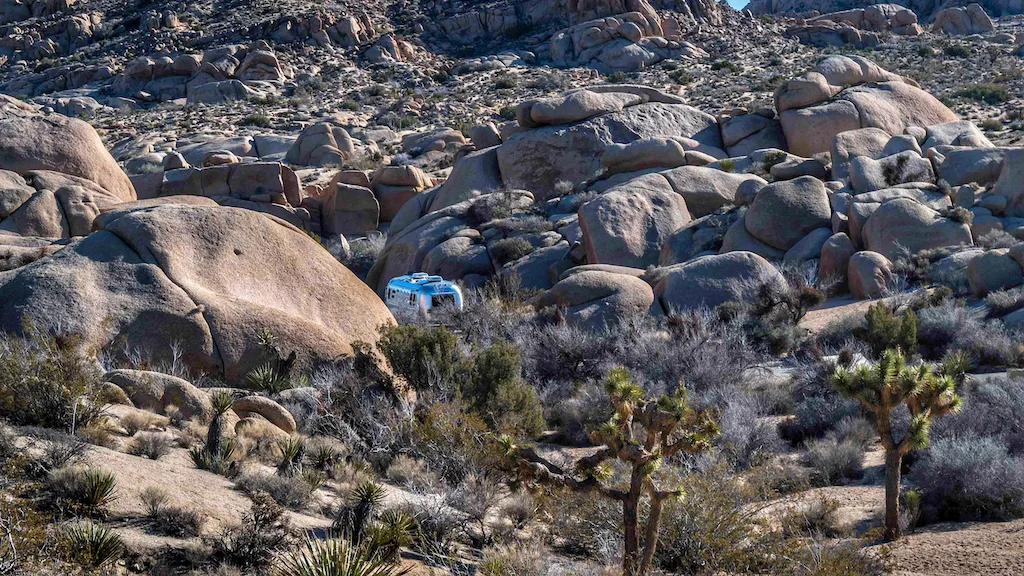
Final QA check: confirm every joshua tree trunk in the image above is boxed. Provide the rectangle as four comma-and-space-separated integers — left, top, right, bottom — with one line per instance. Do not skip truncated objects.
884, 449, 902, 542
622, 471, 643, 576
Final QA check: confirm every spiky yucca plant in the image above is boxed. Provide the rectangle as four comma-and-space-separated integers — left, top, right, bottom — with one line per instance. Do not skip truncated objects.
63, 521, 123, 569
278, 435, 306, 477
334, 481, 387, 544
207, 391, 236, 457
831, 348, 967, 540
506, 366, 718, 576
276, 537, 411, 576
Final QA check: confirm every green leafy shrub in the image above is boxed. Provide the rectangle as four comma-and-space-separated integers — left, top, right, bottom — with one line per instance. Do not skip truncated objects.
0, 330, 104, 429
853, 303, 917, 358
488, 237, 534, 266
462, 341, 544, 438
956, 83, 1009, 104
369, 323, 461, 391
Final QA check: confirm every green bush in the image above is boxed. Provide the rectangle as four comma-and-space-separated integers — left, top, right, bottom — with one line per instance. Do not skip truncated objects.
462, 341, 543, 438
0, 330, 104, 429
853, 303, 917, 358
943, 43, 971, 57
372, 323, 461, 391
711, 59, 741, 72
956, 83, 1010, 104
489, 237, 534, 266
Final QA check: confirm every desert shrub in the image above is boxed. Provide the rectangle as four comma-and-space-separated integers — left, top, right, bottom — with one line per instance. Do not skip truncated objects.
943, 43, 970, 57
461, 341, 544, 438
782, 538, 886, 576
240, 113, 270, 127
62, 522, 123, 569
931, 374, 1024, 453
0, 330, 104, 429
385, 455, 440, 493
489, 237, 534, 266
656, 468, 783, 575
910, 436, 1024, 522
981, 118, 1003, 131
780, 495, 847, 538
479, 540, 550, 576
956, 82, 1009, 104
307, 362, 406, 470
127, 432, 173, 460
236, 473, 313, 510
499, 492, 536, 529
22, 428, 88, 476
813, 313, 867, 353
155, 505, 206, 538
717, 394, 784, 470
209, 490, 293, 571
445, 473, 505, 546
916, 301, 1019, 365
396, 498, 462, 559
0, 422, 16, 460
493, 73, 517, 89
140, 486, 169, 516
832, 416, 876, 449
369, 323, 461, 392
711, 59, 740, 72
805, 434, 865, 486
985, 286, 1024, 316
120, 411, 162, 436
551, 490, 621, 560
779, 394, 860, 445
977, 229, 1019, 250
467, 191, 521, 224
404, 400, 500, 485
853, 303, 916, 358
277, 536, 409, 576
46, 467, 118, 516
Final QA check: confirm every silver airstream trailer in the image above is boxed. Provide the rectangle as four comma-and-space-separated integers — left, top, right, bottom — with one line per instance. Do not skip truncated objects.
385, 273, 464, 317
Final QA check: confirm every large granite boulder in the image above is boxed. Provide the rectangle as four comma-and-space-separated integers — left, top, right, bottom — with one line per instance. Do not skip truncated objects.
0, 113, 136, 202
744, 176, 831, 251
497, 99, 720, 199
0, 205, 393, 382
776, 56, 958, 157
861, 197, 972, 260
654, 251, 786, 312
578, 174, 691, 268
534, 269, 654, 329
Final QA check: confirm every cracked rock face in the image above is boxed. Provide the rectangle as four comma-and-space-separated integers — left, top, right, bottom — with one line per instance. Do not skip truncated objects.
0, 204, 393, 382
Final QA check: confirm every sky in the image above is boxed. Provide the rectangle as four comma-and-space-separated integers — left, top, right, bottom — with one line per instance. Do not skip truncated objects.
727, 0, 749, 9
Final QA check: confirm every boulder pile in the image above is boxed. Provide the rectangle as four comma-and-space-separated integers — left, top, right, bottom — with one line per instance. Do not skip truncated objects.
349, 55, 1024, 330
933, 3, 996, 36
785, 4, 922, 48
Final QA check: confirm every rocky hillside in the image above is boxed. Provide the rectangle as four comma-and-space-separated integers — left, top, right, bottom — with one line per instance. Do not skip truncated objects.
3, 0, 1024, 575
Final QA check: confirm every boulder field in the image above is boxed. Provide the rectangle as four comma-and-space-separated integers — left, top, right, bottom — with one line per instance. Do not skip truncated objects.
4, 54, 1024, 346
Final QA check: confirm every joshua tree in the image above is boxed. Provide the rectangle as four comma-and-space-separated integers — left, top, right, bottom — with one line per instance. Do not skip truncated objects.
506, 367, 718, 576
830, 348, 967, 541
